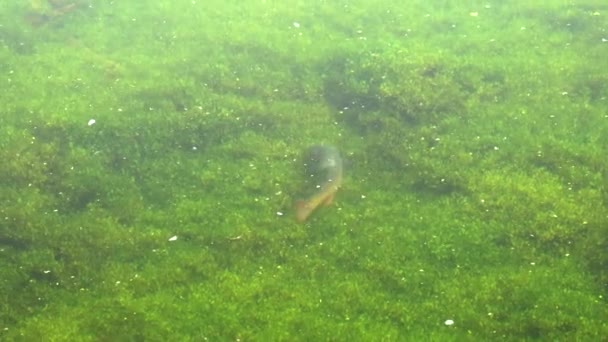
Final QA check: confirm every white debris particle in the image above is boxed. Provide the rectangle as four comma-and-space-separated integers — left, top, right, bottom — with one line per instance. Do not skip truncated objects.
168, 235, 178, 242
444, 319, 454, 326
293, 22, 300, 28
87, 119, 96, 126
43, 270, 51, 274
276, 211, 284, 216
361, 194, 366, 199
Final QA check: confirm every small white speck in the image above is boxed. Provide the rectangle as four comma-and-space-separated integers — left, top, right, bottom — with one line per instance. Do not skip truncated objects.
43, 270, 51, 274
445, 319, 454, 326
87, 119, 96, 126
293, 22, 300, 28
361, 194, 366, 199
168, 235, 178, 242
276, 211, 284, 216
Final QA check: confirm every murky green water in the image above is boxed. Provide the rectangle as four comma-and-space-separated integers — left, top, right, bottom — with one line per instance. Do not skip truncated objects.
1, 0, 607, 339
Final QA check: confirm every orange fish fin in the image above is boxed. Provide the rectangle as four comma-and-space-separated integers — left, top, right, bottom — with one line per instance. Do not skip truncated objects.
295, 200, 313, 223
323, 192, 335, 206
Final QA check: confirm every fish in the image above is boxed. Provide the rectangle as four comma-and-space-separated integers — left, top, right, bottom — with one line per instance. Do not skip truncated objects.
294, 145, 343, 222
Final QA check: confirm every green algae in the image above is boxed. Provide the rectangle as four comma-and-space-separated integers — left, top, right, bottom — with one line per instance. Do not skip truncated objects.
1, 0, 607, 340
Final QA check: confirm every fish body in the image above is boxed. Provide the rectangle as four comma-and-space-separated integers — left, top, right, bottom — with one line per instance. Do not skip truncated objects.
295, 145, 343, 222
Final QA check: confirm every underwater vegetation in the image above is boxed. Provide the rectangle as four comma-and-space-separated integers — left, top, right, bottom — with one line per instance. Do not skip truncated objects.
0, 0, 607, 339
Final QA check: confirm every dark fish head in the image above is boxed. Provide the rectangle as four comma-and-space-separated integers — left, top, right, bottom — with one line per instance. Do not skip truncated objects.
303, 145, 341, 175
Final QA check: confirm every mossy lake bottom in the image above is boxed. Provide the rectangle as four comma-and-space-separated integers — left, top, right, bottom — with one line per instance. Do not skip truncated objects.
1, 0, 607, 340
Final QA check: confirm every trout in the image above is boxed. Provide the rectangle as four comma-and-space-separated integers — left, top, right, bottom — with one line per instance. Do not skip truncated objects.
294, 145, 343, 222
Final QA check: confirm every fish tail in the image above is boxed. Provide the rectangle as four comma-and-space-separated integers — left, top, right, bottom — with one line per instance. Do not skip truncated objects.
295, 200, 314, 222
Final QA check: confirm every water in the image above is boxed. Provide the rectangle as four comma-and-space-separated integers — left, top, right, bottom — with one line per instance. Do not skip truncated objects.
1, 0, 607, 339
